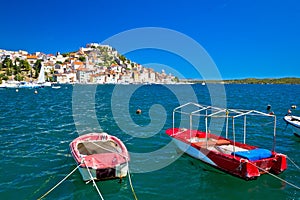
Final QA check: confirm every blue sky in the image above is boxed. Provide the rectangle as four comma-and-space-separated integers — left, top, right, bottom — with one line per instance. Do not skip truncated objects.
1, 0, 299, 79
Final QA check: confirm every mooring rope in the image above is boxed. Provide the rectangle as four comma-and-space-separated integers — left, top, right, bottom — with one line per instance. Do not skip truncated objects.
85, 160, 105, 200
287, 156, 300, 170
38, 163, 81, 199
126, 161, 138, 200
90, 141, 138, 199
248, 162, 300, 190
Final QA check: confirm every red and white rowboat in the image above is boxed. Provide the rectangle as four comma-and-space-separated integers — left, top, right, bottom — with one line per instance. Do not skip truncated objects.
70, 133, 129, 181
166, 103, 287, 180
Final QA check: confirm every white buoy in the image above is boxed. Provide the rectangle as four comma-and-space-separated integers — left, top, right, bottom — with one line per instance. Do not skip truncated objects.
16, 89, 19, 92
34, 90, 38, 94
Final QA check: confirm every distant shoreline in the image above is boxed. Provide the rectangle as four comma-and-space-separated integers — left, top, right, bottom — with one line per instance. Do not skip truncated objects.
180, 77, 300, 84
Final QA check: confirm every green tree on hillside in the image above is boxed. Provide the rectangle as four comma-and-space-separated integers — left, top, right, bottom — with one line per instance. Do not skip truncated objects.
79, 56, 86, 62
119, 55, 126, 62
20, 60, 31, 71
13, 64, 21, 75
5, 68, 12, 76
33, 59, 42, 78
14, 73, 24, 81
2, 56, 13, 69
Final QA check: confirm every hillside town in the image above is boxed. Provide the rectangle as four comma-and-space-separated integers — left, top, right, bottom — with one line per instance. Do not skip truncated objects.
0, 43, 178, 85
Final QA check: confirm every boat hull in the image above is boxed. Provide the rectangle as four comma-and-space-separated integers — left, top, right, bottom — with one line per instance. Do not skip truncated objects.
18, 82, 40, 88
78, 162, 129, 181
292, 126, 300, 137
173, 139, 217, 166
284, 115, 300, 137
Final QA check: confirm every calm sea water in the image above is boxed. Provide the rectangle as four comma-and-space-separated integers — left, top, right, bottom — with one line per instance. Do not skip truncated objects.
0, 84, 299, 200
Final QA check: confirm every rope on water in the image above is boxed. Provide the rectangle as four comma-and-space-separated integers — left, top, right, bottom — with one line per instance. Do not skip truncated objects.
38, 163, 81, 199
126, 161, 138, 200
85, 160, 104, 200
287, 156, 300, 170
248, 162, 300, 190
91, 141, 138, 199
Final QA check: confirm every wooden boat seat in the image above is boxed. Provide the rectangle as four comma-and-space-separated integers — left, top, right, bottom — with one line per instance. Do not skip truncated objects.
215, 144, 248, 154
193, 139, 230, 148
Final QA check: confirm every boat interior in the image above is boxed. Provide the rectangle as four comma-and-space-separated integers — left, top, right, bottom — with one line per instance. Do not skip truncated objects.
188, 136, 273, 161
77, 140, 121, 155
189, 137, 250, 154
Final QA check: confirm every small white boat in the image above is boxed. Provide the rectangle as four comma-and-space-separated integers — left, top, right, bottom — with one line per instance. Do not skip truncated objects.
51, 85, 61, 89
70, 133, 129, 181
284, 115, 300, 137
0, 84, 6, 88
18, 81, 40, 88
37, 65, 51, 87
1, 80, 20, 88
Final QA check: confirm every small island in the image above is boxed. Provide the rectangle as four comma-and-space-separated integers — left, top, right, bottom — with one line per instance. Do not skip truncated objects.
223, 77, 300, 84
181, 77, 300, 85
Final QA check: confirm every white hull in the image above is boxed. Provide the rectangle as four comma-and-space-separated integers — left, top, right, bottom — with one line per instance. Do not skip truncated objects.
18, 82, 40, 88
284, 115, 300, 137
4, 84, 19, 88
78, 162, 129, 181
173, 139, 216, 166
52, 85, 61, 89
40, 82, 52, 87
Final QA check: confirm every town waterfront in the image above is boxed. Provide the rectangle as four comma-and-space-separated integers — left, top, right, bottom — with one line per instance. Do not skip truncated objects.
0, 84, 299, 199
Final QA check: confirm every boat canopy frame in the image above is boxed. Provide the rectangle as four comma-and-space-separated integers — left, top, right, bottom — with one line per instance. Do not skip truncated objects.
172, 102, 277, 151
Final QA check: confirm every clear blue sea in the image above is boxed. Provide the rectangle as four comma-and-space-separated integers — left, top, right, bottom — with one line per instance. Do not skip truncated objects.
0, 84, 299, 200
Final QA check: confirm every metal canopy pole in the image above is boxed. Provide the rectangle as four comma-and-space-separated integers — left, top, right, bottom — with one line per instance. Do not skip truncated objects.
232, 118, 236, 157
172, 109, 175, 136
273, 115, 276, 151
243, 115, 247, 144
225, 110, 229, 139
205, 115, 208, 148
190, 114, 192, 139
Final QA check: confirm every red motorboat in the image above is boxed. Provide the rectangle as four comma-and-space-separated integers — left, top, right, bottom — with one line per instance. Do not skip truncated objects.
70, 132, 129, 181
166, 103, 287, 180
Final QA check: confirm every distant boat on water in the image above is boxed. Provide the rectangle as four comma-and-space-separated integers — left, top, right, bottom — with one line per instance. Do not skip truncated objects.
284, 115, 300, 137
51, 85, 61, 89
0, 80, 19, 88
18, 81, 40, 88
0, 65, 52, 88
37, 65, 51, 87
